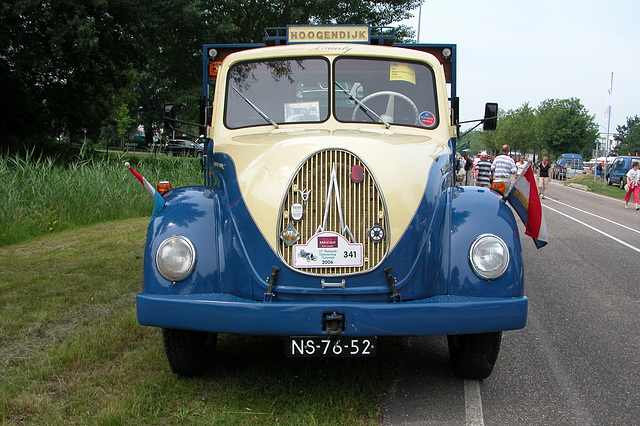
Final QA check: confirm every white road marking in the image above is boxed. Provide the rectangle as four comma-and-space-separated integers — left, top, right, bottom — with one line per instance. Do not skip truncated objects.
464, 379, 484, 426
545, 197, 640, 235
543, 204, 640, 254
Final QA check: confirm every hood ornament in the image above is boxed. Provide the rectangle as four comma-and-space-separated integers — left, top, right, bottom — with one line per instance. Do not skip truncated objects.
316, 164, 356, 243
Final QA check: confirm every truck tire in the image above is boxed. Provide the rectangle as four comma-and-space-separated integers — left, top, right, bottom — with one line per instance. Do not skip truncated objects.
162, 329, 217, 377
447, 332, 501, 380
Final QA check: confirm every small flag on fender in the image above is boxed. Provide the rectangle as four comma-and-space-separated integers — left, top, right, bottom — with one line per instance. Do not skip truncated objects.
125, 162, 165, 219
505, 164, 548, 248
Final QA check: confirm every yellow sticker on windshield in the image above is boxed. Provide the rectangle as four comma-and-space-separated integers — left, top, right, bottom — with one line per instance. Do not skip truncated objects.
389, 63, 416, 84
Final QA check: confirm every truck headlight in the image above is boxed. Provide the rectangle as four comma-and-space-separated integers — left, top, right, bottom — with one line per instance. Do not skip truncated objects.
156, 235, 196, 281
469, 234, 509, 280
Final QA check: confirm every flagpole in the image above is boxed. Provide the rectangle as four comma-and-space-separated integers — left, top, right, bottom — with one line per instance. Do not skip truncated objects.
604, 72, 613, 189
416, 3, 422, 42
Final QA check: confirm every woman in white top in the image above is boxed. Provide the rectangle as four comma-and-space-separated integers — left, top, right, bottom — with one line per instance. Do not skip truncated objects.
624, 162, 640, 210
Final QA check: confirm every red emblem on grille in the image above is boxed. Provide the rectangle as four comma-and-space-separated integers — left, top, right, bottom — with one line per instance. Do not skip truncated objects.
351, 165, 364, 183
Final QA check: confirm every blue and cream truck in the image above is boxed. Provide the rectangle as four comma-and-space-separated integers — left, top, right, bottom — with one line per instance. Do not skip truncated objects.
137, 25, 527, 380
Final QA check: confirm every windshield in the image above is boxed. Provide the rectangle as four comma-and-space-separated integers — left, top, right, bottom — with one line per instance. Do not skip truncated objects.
225, 58, 330, 129
334, 57, 438, 128
224, 56, 438, 129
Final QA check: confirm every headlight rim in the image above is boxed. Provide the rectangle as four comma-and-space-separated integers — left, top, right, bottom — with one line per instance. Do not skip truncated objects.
469, 233, 510, 280
155, 235, 196, 282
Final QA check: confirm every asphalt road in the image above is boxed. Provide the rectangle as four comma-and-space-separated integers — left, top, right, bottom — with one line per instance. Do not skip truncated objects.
383, 180, 640, 425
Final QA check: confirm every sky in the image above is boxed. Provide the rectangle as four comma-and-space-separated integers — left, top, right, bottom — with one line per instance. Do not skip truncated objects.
397, 0, 640, 135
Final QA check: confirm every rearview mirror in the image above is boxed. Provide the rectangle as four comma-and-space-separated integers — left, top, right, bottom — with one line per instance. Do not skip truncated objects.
164, 103, 176, 130
483, 102, 498, 131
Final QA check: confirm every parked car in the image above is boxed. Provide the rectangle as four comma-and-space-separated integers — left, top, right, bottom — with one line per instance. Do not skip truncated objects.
163, 139, 204, 157
607, 156, 640, 188
552, 153, 584, 180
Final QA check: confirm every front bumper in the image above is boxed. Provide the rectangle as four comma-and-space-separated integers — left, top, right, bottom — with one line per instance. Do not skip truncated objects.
137, 293, 527, 336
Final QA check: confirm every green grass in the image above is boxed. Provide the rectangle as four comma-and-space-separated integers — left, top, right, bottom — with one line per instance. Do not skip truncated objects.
0, 151, 202, 247
561, 174, 626, 199
0, 219, 395, 425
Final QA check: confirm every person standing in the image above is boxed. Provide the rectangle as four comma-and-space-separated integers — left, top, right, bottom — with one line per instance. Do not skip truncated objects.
624, 161, 640, 210
475, 151, 492, 188
463, 154, 474, 186
536, 156, 551, 199
491, 145, 517, 193
516, 155, 528, 177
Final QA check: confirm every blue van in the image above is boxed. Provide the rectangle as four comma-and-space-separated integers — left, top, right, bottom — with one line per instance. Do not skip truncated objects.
552, 153, 584, 180
607, 156, 640, 188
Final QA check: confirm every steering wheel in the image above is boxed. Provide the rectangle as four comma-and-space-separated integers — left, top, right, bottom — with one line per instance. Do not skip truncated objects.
351, 91, 420, 125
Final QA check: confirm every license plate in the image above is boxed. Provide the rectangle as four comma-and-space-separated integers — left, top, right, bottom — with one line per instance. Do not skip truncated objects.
287, 336, 376, 357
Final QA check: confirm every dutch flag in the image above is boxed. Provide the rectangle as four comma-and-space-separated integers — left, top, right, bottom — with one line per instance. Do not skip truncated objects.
505, 164, 548, 249
125, 162, 165, 219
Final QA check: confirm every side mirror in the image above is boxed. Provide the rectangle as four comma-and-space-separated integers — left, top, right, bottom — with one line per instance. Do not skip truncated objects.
483, 102, 498, 131
164, 103, 176, 130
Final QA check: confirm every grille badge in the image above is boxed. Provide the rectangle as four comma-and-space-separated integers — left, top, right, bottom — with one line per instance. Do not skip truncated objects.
351, 165, 364, 183
369, 223, 385, 243
290, 203, 304, 222
298, 188, 311, 205
280, 223, 300, 246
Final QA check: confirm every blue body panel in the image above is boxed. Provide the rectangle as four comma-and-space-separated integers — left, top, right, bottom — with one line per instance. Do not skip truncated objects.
138, 143, 527, 337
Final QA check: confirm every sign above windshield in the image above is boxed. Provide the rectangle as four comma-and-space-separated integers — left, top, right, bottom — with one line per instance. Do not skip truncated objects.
288, 25, 370, 44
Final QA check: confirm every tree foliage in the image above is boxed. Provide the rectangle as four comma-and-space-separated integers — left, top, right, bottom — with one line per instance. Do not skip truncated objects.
1, 0, 421, 153
471, 98, 599, 161
535, 98, 598, 158
613, 116, 640, 155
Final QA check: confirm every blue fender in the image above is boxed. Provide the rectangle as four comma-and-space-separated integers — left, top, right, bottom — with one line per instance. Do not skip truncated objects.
142, 186, 223, 295
448, 186, 524, 297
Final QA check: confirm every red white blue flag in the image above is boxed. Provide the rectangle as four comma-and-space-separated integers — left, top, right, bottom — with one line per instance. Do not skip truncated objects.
125, 162, 165, 219
505, 164, 548, 248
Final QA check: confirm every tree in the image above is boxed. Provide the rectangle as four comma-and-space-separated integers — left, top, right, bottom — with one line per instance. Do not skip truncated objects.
115, 104, 134, 147
199, 0, 420, 44
492, 103, 537, 156
535, 98, 598, 158
1, 0, 146, 147
1, 0, 423, 153
613, 116, 640, 155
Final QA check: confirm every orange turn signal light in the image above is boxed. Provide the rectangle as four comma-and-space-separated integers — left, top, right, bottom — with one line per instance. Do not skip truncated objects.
157, 181, 172, 194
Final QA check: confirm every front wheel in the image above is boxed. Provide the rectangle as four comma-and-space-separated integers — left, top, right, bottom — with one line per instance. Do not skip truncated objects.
447, 332, 501, 380
620, 177, 626, 189
162, 329, 217, 377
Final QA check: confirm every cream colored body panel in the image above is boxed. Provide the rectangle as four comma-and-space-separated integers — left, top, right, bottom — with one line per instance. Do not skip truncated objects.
210, 43, 454, 252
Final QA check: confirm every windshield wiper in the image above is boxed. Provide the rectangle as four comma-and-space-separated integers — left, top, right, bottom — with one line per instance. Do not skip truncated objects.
334, 82, 390, 129
232, 86, 279, 129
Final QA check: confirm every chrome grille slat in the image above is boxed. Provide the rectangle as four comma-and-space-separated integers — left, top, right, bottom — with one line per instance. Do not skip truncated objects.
278, 149, 388, 275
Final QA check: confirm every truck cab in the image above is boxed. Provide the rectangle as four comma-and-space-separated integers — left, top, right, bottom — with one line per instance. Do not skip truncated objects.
137, 25, 527, 380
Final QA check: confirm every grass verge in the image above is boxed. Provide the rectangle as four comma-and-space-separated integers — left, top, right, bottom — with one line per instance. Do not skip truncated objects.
561, 174, 626, 199
0, 218, 394, 424
0, 151, 202, 247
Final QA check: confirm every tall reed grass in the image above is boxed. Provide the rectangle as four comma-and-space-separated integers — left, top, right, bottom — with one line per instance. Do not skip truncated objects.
0, 151, 203, 247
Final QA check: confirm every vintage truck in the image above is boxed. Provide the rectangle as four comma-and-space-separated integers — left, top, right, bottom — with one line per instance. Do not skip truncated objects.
137, 25, 527, 380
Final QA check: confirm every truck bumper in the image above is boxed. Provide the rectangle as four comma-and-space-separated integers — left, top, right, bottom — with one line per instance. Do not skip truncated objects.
137, 293, 527, 336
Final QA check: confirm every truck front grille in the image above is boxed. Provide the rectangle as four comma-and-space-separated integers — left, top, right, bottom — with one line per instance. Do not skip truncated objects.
277, 149, 389, 275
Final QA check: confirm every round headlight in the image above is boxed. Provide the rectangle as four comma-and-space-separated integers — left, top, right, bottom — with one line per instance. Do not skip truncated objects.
469, 234, 509, 280
156, 235, 196, 281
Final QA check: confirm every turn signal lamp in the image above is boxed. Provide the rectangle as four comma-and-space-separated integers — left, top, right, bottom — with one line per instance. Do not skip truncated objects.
157, 181, 172, 194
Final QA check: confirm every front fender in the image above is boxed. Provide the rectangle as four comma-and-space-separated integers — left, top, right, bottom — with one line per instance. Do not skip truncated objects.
448, 186, 524, 297
142, 186, 221, 295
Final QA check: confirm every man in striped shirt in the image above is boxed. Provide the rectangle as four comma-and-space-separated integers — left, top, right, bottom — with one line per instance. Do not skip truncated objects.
491, 145, 517, 193
475, 151, 492, 187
